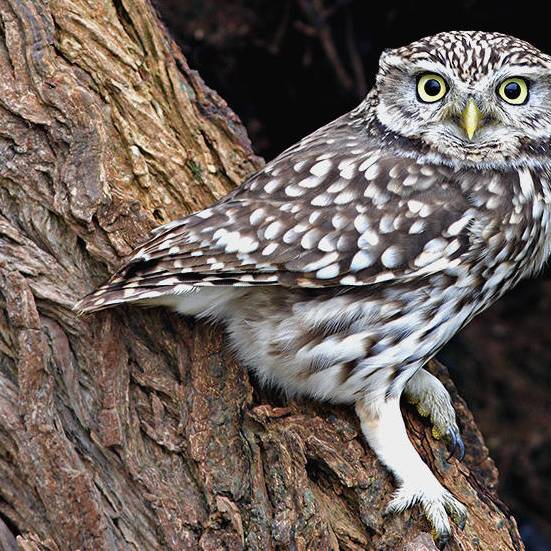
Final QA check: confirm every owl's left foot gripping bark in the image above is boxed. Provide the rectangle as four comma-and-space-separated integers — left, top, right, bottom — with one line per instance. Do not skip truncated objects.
356, 390, 467, 546
404, 366, 465, 461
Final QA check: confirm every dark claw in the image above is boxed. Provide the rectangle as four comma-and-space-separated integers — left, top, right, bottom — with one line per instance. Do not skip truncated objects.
446, 429, 465, 462
435, 532, 451, 550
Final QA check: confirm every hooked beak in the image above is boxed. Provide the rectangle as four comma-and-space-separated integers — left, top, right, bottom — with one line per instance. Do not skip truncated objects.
461, 97, 482, 140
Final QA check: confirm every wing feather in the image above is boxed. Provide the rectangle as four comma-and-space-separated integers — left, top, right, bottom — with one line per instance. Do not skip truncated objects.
76, 114, 480, 313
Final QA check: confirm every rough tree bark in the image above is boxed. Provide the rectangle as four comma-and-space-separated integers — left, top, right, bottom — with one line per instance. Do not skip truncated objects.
0, 1, 524, 550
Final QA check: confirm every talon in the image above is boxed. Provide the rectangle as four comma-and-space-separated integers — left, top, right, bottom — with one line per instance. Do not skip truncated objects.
446, 434, 457, 461
434, 531, 451, 550
445, 494, 468, 531
456, 436, 465, 462
434, 534, 450, 551
445, 429, 465, 462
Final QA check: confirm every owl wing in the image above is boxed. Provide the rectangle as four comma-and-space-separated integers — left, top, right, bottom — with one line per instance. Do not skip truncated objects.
76, 114, 479, 313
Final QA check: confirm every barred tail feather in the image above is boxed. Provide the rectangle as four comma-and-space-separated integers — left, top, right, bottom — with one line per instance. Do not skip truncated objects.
74, 284, 182, 314
74, 283, 246, 319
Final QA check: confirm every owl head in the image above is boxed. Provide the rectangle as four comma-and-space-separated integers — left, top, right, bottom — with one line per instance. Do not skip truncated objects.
374, 31, 551, 167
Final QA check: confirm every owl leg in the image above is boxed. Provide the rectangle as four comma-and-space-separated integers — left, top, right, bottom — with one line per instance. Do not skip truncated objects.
404, 367, 464, 460
355, 397, 467, 546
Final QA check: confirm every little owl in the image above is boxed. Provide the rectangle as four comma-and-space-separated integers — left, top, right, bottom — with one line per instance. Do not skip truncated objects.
77, 31, 551, 544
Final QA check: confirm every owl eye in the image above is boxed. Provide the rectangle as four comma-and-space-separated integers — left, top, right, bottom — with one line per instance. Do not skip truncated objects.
416, 74, 448, 103
497, 77, 529, 105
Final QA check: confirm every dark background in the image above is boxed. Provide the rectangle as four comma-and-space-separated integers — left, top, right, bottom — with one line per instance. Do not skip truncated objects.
152, 2, 551, 549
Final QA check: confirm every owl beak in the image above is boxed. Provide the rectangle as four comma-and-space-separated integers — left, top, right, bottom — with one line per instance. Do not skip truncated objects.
461, 97, 482, 140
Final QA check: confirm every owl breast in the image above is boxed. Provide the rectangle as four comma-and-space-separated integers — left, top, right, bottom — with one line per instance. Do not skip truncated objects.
219, 280, 477, 403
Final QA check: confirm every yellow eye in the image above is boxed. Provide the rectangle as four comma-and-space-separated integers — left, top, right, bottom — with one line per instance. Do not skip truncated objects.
497, 77, 529, 105
417, 73, 448, 103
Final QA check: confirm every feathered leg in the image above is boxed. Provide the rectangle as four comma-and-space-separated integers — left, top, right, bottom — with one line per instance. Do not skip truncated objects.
355, 397, 467, 545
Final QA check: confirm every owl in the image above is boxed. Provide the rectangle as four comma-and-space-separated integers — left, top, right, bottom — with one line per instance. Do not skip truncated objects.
77, 31, 551, 545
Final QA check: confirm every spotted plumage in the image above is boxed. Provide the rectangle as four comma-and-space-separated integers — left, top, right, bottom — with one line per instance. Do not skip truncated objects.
76, 31, 551, 543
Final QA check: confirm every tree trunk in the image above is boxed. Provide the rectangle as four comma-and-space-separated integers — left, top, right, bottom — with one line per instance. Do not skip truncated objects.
0, 1, 524, 550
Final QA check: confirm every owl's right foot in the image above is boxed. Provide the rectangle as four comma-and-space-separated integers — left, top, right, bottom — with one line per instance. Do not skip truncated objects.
356, 397, 467, 546
386, 481, 467, 548
404, 366, 465, 461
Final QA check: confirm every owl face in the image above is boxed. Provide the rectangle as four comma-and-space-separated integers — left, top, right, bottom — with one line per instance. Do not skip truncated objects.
374, 31, 551, 166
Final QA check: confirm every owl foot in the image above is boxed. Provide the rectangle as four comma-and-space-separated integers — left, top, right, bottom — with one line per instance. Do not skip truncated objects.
404, 367, 465, 460
356, 397, 467, 546
386, 481, 467, 547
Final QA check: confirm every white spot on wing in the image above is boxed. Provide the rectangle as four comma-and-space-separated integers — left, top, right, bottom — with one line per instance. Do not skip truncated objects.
332, 213, 348, 230
264, 179, 280, 194
407, 200, 424, 214
354, 214, 370, 233
363, 162, 380, 180
301, 228, 322, 249
350, 250, 374, 271
358, 230, 379, 248
310, 159, 332, 177
381, 246, 402, 268
237, 236, 259, 253
285, 184, 305, 197
262, 242, 278, 256
299, 176, 323, 188
318, 234, 337, 252
303, 252, 339, 271
311, 194, 332, 207
316, 263, 340, 279
309, 211, 322, 224
334, 190, 355, 205
340, 275, 360, 285
250, 208, 265, 226
379, 215, 395, 234
197, 209, 213, 219
327, 180, 349, 194
340, 164, 356, 179
264, 221, 284, 240
409, 220, 426, 234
